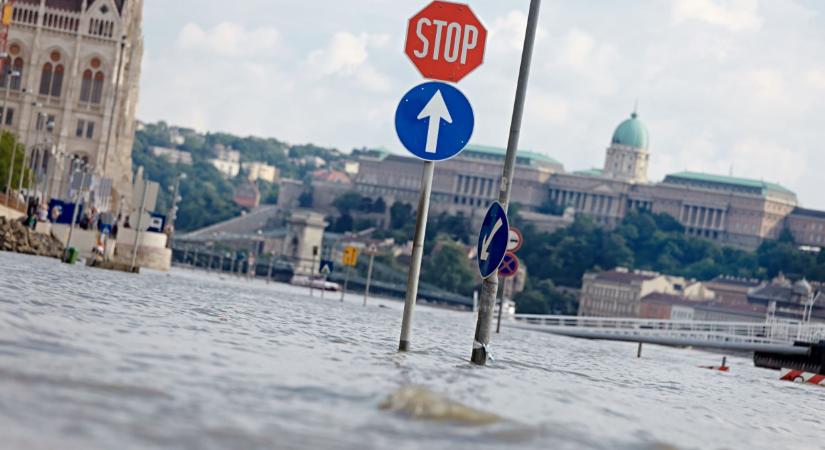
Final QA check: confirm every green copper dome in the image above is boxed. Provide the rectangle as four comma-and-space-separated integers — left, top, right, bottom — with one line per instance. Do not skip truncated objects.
611, 112, 649, 149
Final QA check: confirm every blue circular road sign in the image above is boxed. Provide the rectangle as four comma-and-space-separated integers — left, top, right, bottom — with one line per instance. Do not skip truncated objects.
477, 201, 509, 279
395, 81, 474, 161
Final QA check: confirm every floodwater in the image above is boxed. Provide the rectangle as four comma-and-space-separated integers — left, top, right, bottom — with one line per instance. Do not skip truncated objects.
0, 252, 823, 450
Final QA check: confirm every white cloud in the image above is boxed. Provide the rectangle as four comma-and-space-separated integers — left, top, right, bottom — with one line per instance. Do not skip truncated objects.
551, 29, 619, 95
806, 69, 825, 90
176, 22, 280, 57
672, 0, 763, 31
307, 32, 388, 75
305, 32, 393, 93
730, 139, 804, 185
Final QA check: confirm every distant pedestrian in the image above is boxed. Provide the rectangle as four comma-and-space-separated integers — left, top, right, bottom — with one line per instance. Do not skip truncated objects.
37, 203, 48, 222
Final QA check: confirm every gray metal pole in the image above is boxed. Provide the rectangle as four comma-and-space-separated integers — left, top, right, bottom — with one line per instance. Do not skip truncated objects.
341, 265, 351, 302
471, 0, 541, 365
63, 167, 87, 261
364, 252, 375, 307
496, 278, 506, 334
637, 342, 643, 358
0, 58, 11, 129
398, 160, 435, 352
4, 139, 14, 207
310, 252, 317, 297
167, 174, 181, 249
267, 257, 273, 283
129, 181, 149, 272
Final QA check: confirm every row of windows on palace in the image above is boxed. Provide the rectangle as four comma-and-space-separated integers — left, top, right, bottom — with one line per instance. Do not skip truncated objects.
0, 51, 107, 104
0, 106, 97, 141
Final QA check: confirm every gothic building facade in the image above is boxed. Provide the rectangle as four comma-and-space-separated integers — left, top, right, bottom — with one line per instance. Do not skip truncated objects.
1, 0, 143, 210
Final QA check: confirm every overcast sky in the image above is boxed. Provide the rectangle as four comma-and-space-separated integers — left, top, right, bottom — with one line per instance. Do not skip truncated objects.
139, 0, 825, 209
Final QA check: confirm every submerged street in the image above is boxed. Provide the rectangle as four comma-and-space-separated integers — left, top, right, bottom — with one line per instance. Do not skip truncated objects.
0, 252, 822, 450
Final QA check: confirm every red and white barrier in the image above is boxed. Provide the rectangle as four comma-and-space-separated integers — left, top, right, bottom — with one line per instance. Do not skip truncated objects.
780, 369, 825, 385
699, 365, 729, 372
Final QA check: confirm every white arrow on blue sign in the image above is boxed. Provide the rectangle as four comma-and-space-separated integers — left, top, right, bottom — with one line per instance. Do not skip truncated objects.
395, 81, 474, 161
477, 201, 509, 279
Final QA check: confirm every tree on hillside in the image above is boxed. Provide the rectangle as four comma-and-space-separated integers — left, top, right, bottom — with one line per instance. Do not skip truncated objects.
422, 240, 476, 296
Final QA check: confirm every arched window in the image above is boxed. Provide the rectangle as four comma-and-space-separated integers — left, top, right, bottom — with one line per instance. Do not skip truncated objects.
51, 64, 64, 97
39, 63, 53, 96
91, 71, 104, 104
11, 58, 23, 90
79, 69, 92, 102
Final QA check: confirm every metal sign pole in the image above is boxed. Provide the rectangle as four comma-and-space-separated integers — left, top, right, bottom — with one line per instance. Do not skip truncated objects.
341, 265, 350, 302
310, 249, 318, 297
471, 0, 540, 365
364, 251, 375, 307
399, 160, 435, 352
496, 278, 506, 334
129, 182, 149, 273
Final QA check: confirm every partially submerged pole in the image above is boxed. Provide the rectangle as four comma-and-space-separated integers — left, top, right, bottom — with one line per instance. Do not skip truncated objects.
471, 0, 541, 365
637, 342, 643, 358
399, 160, 435, 352
364, 250, 375, 307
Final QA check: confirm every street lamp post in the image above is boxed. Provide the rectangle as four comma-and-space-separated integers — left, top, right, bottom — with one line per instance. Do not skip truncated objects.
167, 172, 186, 249
18, 107, 42, 210
63, 160, 87, 262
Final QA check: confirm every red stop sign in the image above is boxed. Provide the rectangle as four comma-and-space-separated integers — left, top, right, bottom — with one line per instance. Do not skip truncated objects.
404, 1, 487, 83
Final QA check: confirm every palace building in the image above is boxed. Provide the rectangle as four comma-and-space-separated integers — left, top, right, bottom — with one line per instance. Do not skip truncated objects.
1, 0, 143, 210
353, 111, 825, 250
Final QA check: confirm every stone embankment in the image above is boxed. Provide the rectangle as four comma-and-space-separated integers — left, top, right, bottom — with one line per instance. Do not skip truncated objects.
0, 217, 64, 258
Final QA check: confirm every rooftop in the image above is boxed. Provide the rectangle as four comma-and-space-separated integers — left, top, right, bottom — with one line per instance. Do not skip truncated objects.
460, 144, 562, 167
590, 270, 659, 284
641, 292, 702, 307
573, 168, 604, 177
663, 172, 796, 198
792, 207, 825, 219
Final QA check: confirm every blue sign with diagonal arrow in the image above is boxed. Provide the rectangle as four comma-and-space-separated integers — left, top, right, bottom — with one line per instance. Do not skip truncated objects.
395, 81, 474, 161
477, 201, 509, 279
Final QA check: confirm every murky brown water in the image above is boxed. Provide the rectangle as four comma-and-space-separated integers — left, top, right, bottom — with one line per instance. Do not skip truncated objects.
0, 252, 823, 449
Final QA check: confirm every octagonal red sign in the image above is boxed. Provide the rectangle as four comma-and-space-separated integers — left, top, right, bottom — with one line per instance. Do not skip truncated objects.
404, 1, 487, 83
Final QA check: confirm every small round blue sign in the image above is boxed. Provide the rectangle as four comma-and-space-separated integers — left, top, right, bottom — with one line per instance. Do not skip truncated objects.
395, 81, 474, 161
477, 201, 509, 279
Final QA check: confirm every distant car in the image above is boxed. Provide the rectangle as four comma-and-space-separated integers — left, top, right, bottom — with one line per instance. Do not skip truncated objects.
291, 275, 340, 292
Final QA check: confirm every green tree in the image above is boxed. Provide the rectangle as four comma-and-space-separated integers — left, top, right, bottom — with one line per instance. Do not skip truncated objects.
422, 240, 476, 295
0, 131, 29, 199
390, 202, 413, 229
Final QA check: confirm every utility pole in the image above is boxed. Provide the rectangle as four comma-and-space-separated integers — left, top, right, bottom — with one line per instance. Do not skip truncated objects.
471, 0, 541, 366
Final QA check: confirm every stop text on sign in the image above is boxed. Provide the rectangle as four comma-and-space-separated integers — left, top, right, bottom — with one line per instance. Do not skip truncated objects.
404, 1, 487, 83
413, 18, 478, 65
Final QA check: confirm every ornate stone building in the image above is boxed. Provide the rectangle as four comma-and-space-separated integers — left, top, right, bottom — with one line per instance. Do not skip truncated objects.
351, 110, 825, 250
355, 144, 563, 220
546, 111, 825, 249
0, 0, 143, 210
